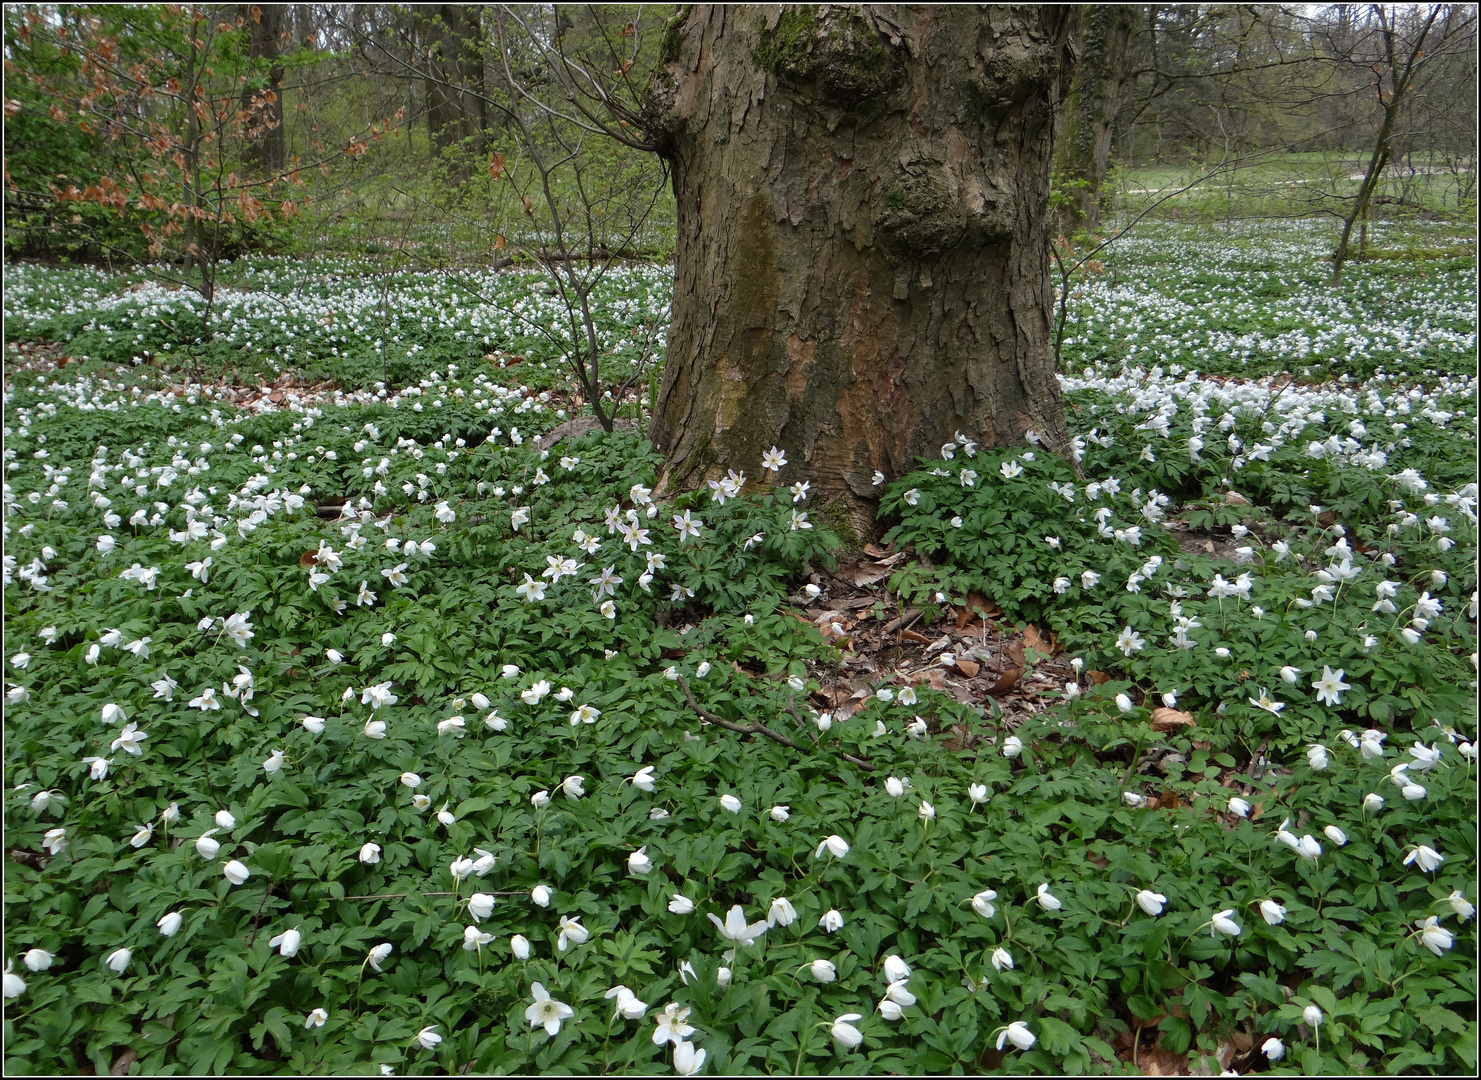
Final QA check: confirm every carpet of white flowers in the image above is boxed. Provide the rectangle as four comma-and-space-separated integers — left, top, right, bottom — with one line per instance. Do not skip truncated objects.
2, 259, 671, 395
3, 225, 1477, 1076
1061, 220, 1475, 381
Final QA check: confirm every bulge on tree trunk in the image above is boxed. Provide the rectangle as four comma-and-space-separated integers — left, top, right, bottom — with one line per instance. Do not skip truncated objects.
644, 4, 1075, 541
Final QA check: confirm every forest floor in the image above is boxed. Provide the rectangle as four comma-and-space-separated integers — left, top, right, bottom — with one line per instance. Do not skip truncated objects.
3, 218, 1476, 1076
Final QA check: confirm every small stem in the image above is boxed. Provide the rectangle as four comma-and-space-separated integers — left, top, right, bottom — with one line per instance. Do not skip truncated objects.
599, 1007, 615, 1075
1123, 731, 1148, 787
245, 880, 275, 947
1115, 898, 1138, 929
199, 745, 218, 802
793, 999, 811, 1076
677, 675, 874, 772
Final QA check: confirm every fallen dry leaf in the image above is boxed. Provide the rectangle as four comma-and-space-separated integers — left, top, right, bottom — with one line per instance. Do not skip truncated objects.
850, 563, 893, 588
1003, 641, 1026, 667
966, 591, 1001, 619
1132, 1045, 1191, 1075
900, 629, 932, 645
1150, 707, 1196, 732
987, 667, 1023, 696
943, 682, 979, 706
907, 669, 949, 692
940, 724, 975, 752
815, 615, 852, 643
1023, 623, 1058, 656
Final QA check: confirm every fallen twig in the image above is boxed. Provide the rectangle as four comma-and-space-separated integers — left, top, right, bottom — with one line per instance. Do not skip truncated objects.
344, 890, 527, 901
883, 608, 922, 635
677, 676, 875, 772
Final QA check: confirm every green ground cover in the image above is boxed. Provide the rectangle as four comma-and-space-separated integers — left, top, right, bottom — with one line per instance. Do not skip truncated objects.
2, 259, 672, 398
3, 223, 1476, 1075
1114, 155, 1475, 219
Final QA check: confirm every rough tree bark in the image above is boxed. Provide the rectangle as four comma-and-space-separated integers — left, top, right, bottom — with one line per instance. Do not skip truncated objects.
644, 5, 1075, 538
420, 4, 487, 160
240, 3, 286, 176
1055, 4, 1141, 234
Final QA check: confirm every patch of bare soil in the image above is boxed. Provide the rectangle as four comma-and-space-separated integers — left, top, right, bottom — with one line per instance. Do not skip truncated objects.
777, 542, 1081, 746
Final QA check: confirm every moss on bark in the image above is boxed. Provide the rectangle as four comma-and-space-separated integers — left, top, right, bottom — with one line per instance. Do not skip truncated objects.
753, 5, 902, 100
815, 494, 866, 557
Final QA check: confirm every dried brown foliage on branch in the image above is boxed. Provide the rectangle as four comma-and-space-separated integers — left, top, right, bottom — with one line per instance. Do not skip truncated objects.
6, 4, 399, 333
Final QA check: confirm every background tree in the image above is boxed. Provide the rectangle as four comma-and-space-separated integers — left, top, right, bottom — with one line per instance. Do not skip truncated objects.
338, 3, 672, 432
3, 3, 412, 343
238, 2, 287, 176
1327, 4, 1475, 282
415, 3, 487, 163
358, 4, 1079, 533
1055, 4, 1144, 234
10, 4, 310, 313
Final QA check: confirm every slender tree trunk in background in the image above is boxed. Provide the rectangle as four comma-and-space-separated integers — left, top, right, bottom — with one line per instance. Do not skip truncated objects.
1331, 5, 1438, 285
645, 4, 1074, 536
1056, 4, 1142, 234
461, 5, 487, 147
1332, 97, 1398, 284
240, 3, 286, 176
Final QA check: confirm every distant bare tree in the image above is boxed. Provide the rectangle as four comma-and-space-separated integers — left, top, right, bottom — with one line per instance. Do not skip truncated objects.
1330, 4, 1475, 283
334, 4, 672, 432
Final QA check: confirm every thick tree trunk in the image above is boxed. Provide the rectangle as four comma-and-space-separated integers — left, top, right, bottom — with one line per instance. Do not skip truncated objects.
1056, 4, 1141, 234
420, 4, 485, 161
646, 5, 1074, 537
